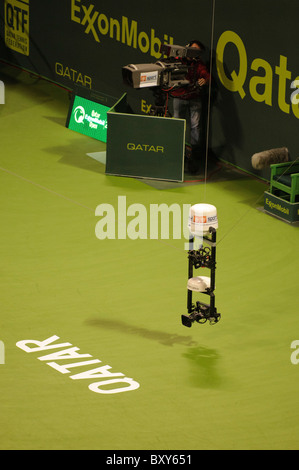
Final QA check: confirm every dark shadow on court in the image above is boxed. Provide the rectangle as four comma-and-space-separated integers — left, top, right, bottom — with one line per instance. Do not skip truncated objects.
182, 346, 225, 389
86, 317, 198, 347
44, 140, 106, 175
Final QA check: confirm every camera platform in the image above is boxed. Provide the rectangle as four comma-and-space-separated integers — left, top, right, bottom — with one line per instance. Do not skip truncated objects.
181, 301, 221, 328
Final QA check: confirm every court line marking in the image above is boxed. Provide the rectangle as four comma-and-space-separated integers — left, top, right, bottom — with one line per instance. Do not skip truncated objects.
0, 166, 94, 212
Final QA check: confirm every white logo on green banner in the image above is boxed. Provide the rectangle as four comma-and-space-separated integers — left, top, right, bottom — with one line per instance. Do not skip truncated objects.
68, 95, 109, 142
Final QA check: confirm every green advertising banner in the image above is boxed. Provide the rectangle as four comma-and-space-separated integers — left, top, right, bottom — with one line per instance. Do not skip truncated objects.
264, 191, 299, 223
65, 87, 126, 142
67, 94, 110, 142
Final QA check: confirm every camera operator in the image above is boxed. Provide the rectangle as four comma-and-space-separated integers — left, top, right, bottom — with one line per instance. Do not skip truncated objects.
171, 40, 210, 173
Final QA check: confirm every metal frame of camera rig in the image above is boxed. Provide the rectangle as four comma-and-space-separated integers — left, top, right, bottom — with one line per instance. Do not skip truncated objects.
181, 227, 221, 328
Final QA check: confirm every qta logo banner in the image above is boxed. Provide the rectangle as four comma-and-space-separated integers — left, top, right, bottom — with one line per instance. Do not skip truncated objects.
4, 0, 30, 56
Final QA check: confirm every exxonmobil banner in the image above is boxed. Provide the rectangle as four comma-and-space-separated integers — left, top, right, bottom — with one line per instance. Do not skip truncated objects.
1, 0, 298, 179
0, 1, 212, 101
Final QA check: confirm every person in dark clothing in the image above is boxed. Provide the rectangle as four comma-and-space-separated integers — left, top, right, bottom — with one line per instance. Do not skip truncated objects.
171, 40, 210, 172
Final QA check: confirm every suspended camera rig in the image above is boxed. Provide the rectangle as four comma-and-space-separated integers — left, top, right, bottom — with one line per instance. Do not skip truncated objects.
181, 222, 221, 328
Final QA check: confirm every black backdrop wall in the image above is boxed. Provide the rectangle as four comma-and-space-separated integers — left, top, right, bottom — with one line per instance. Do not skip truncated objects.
1, 0, 298, 180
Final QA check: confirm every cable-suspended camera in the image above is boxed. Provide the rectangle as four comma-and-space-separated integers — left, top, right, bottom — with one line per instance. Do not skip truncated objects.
182, 203, 221, 328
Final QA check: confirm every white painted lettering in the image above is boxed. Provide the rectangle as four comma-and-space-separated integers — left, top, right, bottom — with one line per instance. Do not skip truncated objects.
16, 335, 72, 353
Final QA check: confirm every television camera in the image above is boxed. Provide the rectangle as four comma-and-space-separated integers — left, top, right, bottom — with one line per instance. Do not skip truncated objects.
122, 43, 203, 115
122, 43, 202, 90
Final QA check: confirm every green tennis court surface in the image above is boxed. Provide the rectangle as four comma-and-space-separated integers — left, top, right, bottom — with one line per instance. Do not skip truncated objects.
1, 65, 299, 450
